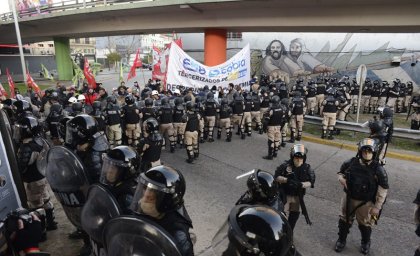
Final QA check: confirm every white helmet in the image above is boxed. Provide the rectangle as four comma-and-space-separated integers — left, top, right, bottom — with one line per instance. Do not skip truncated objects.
68, 96, 77, 103
77, 94, 86, 101
151, 90, 159, 96
173, 89, 181, 95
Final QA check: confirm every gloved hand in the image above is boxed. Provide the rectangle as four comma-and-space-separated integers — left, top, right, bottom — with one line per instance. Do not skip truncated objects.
415, 224, 420, 237
286, 178, 303, 190
12, 216, 43, 253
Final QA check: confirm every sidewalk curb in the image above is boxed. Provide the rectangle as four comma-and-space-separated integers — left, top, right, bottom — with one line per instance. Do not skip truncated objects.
302, 135, 420, 163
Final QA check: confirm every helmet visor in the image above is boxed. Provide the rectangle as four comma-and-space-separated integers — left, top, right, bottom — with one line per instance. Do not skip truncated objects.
100, 155, 128, 186
13, 124, 25, 142
291, 144, 306, 157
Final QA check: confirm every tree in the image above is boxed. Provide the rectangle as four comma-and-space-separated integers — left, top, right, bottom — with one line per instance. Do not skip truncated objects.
106, 52, 121, 64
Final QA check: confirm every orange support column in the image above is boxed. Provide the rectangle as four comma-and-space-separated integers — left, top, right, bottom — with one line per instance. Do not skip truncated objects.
204, 29, 227, 66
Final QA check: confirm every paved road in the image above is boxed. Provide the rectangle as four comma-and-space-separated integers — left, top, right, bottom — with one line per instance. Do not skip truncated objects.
42, 128, 420, 255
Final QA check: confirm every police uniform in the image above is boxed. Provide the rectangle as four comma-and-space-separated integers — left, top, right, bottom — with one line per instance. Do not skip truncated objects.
289, 96, 306, 142
361, 81, 372, 114
137, 134, 163, 172
104, 103, 122, 148
184, 108, 200, 163
204, 98, 218, 142
243, 95, 253, 136
321, 95, 339, 139
337, 90, 351, 121
411, 97, 420, 130
306, 82, 317, 116
263, 99, 284, 160
260, 92, 271, 117
405, 82, 414, 112
335, 140, 389, 254
250, 92, 263, 134
370, 81, 381, 113
316, 80, 327, 115
397, 83, 407, 113
122, 103, 141, 146
349, 81, 360, 114
218, 100, 232, 142
230, 96, 246, 139
141, 106, 158, 134
378, 82, 389, 108
386, 81, 400, 111
173, 101, 187, 147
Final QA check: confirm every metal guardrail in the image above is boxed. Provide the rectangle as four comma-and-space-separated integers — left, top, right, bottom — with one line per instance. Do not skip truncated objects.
304, 115, 420, 140
0, 0, 154, 22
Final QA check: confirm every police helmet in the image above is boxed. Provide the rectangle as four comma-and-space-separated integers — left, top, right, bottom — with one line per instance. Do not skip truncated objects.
13, 100, 32, 116
357, 138, 378, 161
184, 95, 192, 103
50, 92, 59, 101
92, 101, 101, 110
227, 205, 292, 256
368, 119, 385, 135
174, 97, 184, 106
14, 116, 41, 142
144, 117, 159, 134
161, 97, 169, 106
72, 102, 83, 113
185, 101, 195, 111
145, 98, 154, 107
66, 114, 98, 146
290, 144, 307, 163
58, 116, 72, 140
125, 94, 135, 105
107, 95, 117, 104
281, 98, 289, 106
100, 146, 139, 186
247, 170, 278, 203
207, 92, 214, 100
130, 165, 186, 214
49, 103, 63, 118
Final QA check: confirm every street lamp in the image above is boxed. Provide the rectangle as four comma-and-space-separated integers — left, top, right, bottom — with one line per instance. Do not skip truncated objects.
9, 0, 28, 84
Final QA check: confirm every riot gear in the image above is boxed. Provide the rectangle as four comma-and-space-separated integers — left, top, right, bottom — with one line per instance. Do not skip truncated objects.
14, 116, 41, 142
212, 205, 293, 256
185, 101, 195, 111
357, 138, 378, 162
290, 144, 307, 163
66, 114, 98, 147
246, 170, 278, 204
145, 98, 154, 107
13, 100, 32, 118
125, 94, 135, 105
107, 95, 117, 104
100, 146, 139, 187
71, 102, 84, 115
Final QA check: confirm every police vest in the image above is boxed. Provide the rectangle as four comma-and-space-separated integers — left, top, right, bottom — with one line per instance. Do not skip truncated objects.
185, 113, 199, 132
205, 102, 217, 117
123, 105, 140, 124
105, 106, 121, 126
244, 100, 252, 112
292, 100, 304, 115
142, 108, 156, 121
232, 101, 244, 115
159, 107, 173, 124
219, 105, 231, 119
268, 107, 283, 126
350, 86, 359, 95
362, 85, 372, 95
317, 85, 326, 94
141, 137, 162, 162
345, 159, 378, 202
307, 87, 317, 97
261, 96, 270, 108
173, 106, 184, 123
251, 95, 261, 111
323, 97, 338, 113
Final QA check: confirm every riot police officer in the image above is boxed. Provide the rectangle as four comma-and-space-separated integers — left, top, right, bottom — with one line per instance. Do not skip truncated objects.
243, 92, 253, 137
45, 103, 63, 145
378, 81, 389, 108
335, 138, 389, 254
183, 101, 200, 163
250, 90, 263, 134
414, 189, 420, 256
121, 94, 141, 147
100, 146, 139, 212
260, 87, 271, 117
280, 98, 291, 147
104, 96, 122, 148
204, 92, 219, 142
306, 80, 317, 116
387, 79, 400, 111
15, 116, 57, 231
158, 97, 176, 152
349, 78, 360, 114
236, 169, 283, 213
275, 144, 315, 231
289, 92, 306, 142
141, 98, 158, 131
173, 97, 186, 147
406, 81, 414, 113
66, 114, 109, 183
130, 165, 194, 256
231, 92, 246, 140
218, 98, 232, 142
262, 95, 284, 160
212, 204, 299, 256
321, 88, 339, 139
410, 96, 420, 130
195, 96, 206, 143
370, 80, 381, 113
137, 117, 163, 172
316, 76, 327, 115
90, 101, 106, 132
361, 79, 373, 114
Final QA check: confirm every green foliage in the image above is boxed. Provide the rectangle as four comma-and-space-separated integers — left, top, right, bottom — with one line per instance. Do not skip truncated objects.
106, 52, 122, 63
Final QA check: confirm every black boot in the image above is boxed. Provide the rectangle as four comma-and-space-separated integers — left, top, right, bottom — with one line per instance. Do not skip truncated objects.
272, 147, 278, 158
186, 149, 194, 163
241, 130, 246, 139
328, 130, 334, 140
289, 132, 295, 143
321, 129, 327, 139
335, 219, 351, 253
288, 211, 300, 231
296, 131, 302, 141
217, 130, 221, 139
359, 225, 371, 255
226, 131, 232, 142
263, 141, 274, 160
46, 208, 58, 231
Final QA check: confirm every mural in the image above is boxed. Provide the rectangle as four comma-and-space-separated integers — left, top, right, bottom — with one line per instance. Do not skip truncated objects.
253, 33, 420, 92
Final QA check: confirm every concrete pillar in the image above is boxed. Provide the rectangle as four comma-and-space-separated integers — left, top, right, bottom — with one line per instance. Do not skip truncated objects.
204, 29, 227, 66
54, 37, 73, 80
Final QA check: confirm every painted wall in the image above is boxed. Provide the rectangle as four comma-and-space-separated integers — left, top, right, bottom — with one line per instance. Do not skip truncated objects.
179, 32, 420, 93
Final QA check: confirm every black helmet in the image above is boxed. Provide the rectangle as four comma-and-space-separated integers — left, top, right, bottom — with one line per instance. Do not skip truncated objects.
174, 97, 184, 106
66, 114, 98, 146
207, 92, 214, 100
130, 165, 186, 215
185, 101, 195, 111
368, 119, 384, 135
50, 91, 59, 101
184, 95, 192, 103
14, 116, 40, 142
161, 97, 169, 106
378, 106, 393, 119
144, 117, 159, 134
357, 138, 378, 162
13, 100, 32, 116
227, 205, 292, 256
271, 95, 280, 104
58, 116, 72, 140
290, 144, 307, 163
92, 101, 101, 110
125, 94, 135, 105
221, 98, 228, 105
72, 102, 83, 113
107, 95, 117, 104
49, 103, 63, 118
280, 98, 289, 106
145, 98, 153, 107
100, 146, 139, 186
247, 170, 278, 203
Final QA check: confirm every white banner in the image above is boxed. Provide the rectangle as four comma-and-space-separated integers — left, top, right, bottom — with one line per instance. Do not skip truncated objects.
166, 43, 251, 93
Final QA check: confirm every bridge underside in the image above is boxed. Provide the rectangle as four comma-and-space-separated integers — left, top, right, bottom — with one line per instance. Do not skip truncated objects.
1, 0, 420, 44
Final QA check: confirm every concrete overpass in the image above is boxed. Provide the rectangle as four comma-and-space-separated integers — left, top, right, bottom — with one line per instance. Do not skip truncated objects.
1, 0, 420, 44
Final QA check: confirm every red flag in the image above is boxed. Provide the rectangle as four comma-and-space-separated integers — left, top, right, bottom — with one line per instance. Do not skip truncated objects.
127, 49, 142, 81
26, 71, 41, 93
0, 82, 8, 97
152, 39, 183, 82
6, 68, 16, 98
83, 58, 97, 89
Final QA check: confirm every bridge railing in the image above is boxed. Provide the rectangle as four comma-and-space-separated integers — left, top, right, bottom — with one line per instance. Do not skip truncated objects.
304, 115, 420, 140
1, 0, 154, 22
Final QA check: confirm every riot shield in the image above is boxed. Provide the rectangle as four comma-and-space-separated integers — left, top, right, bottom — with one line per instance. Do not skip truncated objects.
34, 137, 51, 177
0, 109, 25, 216
81, 184, 121, 255
45, 146, 89, 229
103, 216, 182, 256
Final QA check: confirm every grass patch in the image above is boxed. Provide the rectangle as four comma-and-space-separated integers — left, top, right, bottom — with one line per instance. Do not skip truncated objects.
304, 123, 419, 152
2, 83, 51, 94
